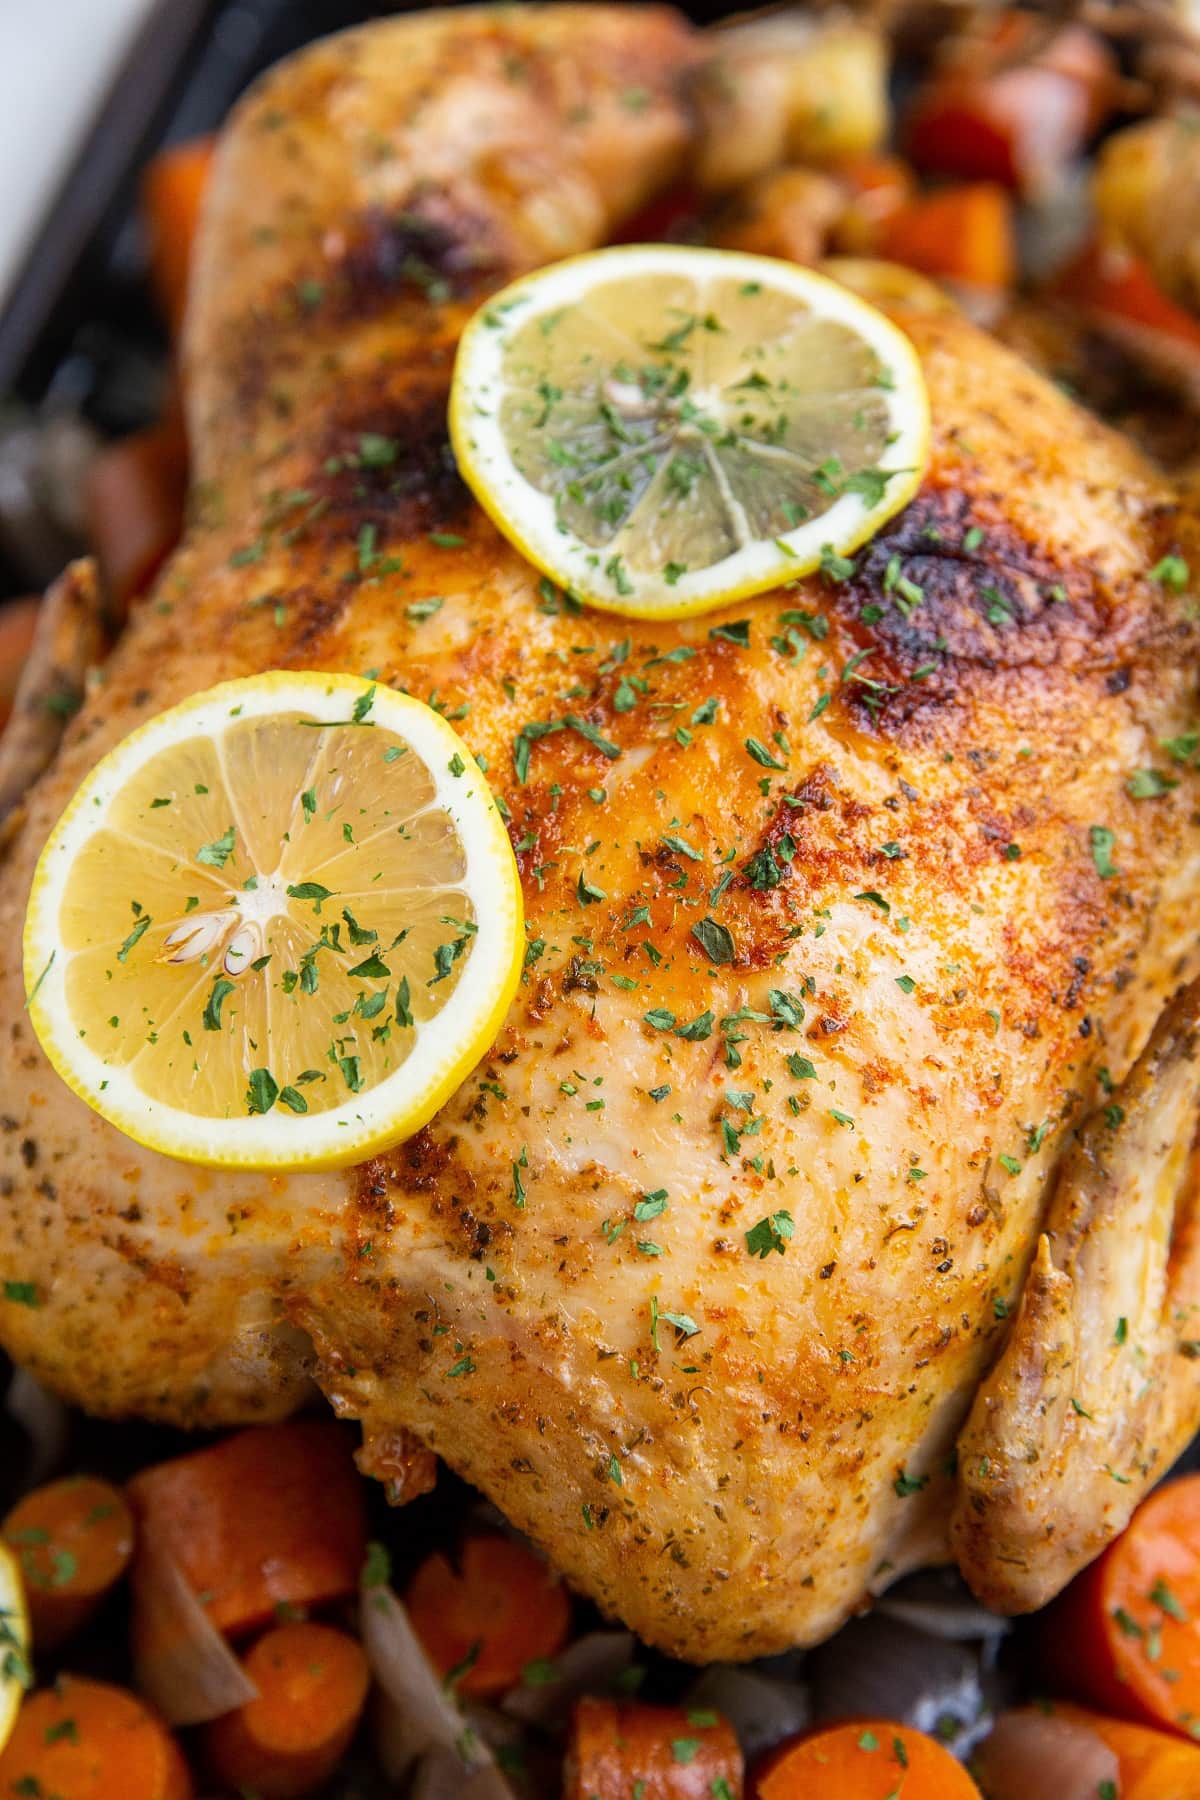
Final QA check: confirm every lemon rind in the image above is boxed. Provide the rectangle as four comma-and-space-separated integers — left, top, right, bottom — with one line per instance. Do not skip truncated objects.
0, 1543, 30, 1756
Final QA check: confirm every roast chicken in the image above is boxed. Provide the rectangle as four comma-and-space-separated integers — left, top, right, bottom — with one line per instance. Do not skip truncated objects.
3, 5, 1200, 1662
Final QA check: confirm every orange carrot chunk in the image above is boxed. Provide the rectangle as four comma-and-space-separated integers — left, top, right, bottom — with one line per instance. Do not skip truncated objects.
1052, 241, 1200, 351
0, 1676, 192, 1800
126, 1420, 368, 1640
756, 1721, 981, 1798
1045, 1472, 1200, 1738
85, 418, 189, 612
0, 597, 37, 733
140, 136, 216, 335
405, 1532, 571, 1700
877, 183, 1016, 290
1045, 1702, 1200, 1799
565, 1697, 744, 1800
831, 154, 916, 254
3, 1475, 134, 1651
204, 1620, 369, 1800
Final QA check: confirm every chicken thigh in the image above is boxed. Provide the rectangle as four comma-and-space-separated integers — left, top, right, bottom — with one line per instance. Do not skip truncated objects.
3, 6, 1200, 1660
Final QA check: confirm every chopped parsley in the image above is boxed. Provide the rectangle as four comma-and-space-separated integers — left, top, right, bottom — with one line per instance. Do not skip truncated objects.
745, 1211, 794, 1258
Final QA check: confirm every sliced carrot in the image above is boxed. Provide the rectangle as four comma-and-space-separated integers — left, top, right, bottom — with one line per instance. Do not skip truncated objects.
831, 154, 915, 254
203, 1621, 369, 1800
1049, 1701, 1200, 1798
1044, 1472, 1200, 1738
877, 183, 1016, 291
141, 136, 216, 335
126, 1420, 368, 1640
609, 182, 700, 246
756, 1721, 981, 1798
0, 598, 38, 734
564, 1697, 743, 1800
2, 1475, 134, 1651
1052, 241, 1200, 351
0, 1676, 192, 1800
405, 1531, 570, 1700
85, 418, 188, 612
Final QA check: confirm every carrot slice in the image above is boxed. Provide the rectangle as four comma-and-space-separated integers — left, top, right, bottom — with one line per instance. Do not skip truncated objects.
831, 155, 915, 255
1052, 241, 1200, 351
204, 1621, 369, 1800
0, 598, 37, 735
564, 1697, 743, 1799
85, 418, 189, 611
877, 183, 1016, 290
1045, 1472, 1200, 1738
1048, 1701, 1200, 1798
756, 1721, 981, 1797
126, 1420, 368, 1640
405, 1532, 570, 1700
141, 136, 216, 335
0, 1676, 192, 1800
2, 1475, 134, 1651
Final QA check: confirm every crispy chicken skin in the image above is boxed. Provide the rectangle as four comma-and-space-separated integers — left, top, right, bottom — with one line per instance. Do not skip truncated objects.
4, 6, 1200, 1659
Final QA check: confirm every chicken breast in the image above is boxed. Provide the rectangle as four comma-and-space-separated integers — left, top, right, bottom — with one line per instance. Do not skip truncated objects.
3, 6, 1200, 1660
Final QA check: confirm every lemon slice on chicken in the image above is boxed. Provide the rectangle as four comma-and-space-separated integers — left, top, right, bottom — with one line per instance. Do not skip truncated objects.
23, 674, 522, 1171
0, 1544, 30, 1755
450, 244, 929, 620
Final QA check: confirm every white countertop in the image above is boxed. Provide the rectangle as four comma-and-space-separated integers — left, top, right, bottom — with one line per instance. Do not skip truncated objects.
0, 0, 158, 314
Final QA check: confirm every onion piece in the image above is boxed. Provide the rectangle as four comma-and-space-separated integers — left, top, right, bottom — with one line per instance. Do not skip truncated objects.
4, 1367, 70, 1491
130, 1525, 258, 1725
361, 1579, 513, 1794
501, 1631, 636, 1726
808, 1614, 1003, 1760
684, 1665, 811, 1763
974, 1709, 1120, 1799
876, 1569, 1011, 1642
1016, 161, 1092, 284
411, 1747, 520, 1800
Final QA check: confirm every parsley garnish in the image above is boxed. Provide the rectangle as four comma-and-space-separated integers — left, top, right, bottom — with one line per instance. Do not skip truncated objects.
203, 978, 236, 1032
1089, 824, 1118, 879
691, 918, 735, 964
196, 826, 236, 867
245, 1068, 278, 1114
745, 1211, 794, 1258
117, 915, 152, 962
1150, 554, 1189, 589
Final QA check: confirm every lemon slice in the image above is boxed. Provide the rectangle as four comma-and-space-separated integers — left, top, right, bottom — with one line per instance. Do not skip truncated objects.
450, 244, 930, 620
23, 674, 523, 1171
0, 1544, 30, 1756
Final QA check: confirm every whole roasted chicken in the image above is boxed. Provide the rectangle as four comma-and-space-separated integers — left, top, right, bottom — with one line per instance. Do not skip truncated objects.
3, 5, 1200, 1661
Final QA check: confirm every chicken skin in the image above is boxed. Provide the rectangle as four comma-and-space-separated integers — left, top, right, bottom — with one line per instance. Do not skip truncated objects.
3, 6, 1200, 1661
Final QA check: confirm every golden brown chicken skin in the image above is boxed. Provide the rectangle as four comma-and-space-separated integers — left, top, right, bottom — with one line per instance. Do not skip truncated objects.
3, 7, 1200, 1660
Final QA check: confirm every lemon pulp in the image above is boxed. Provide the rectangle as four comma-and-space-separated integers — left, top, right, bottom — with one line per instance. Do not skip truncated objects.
24, 675, 522, 1170
451, 245, 929, 618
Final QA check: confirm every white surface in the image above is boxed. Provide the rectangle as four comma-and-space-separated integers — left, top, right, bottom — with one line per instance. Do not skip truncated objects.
0, 0, 158, 313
